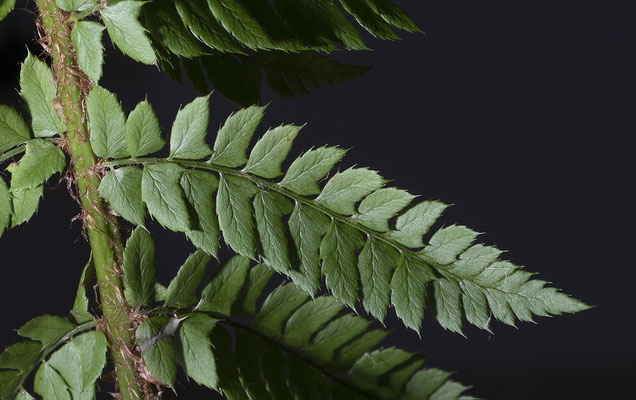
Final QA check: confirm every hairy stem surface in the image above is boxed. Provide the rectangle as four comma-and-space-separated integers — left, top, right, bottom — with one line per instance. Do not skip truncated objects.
34, 1, 144, 398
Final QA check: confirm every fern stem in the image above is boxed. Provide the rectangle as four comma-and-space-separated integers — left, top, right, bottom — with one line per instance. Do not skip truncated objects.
0, 144, 26, 165
34, 1, 144, 398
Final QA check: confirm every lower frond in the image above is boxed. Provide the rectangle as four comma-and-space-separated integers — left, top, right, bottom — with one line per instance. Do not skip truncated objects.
136, 255, 474, 399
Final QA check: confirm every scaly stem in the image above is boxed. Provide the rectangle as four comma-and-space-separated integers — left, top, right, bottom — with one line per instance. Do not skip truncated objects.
34, 1, 144, 398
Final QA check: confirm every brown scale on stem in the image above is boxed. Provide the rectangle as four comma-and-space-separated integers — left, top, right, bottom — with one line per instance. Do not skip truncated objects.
34, 1, 152, 397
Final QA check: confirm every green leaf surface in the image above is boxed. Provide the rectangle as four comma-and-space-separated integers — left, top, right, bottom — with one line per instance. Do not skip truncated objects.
7, 139, 65, 190
317, 167, 384, 215
70, 256, 95, 324
19, 52, 66, 137
177, 313, 219, 389
0, 341, 42, 372
280, 146, 346, 196
335, 329, 388, 368
216, 174, 257, 257
288, 203, 329, 296
253, 283, 308, 338
253, 190, 293, 274
0, 105, 30, 153
359, 237, 398, 322
339, 0, 399, 40
17, 315, 74, 348
10, 185, 43, 227
320, 221, 364, 309
180, 169, 220, 256
283, 296, 343, 347
34, 363, 71, 400
206, 0, 276, 50
390, 201, 448, 248
244, 125, 301, 178
125, 100, 165, 157
429, 381, 471, 400
0, 0, 16, 21
391, 255, 435, 333
142, 163, 190, 232
210, 326, 249, 400
15, 389, 36, 400
305, 314, 370, 363
0, 370, 21, 400
165, 250, 211, 308
86, 86, 128, 159
367, 0, 421, 32
174, 0, 244, 53
403, 368, 452, 399
56, 0, 96, 12
71, 21, 105, 83
349, 347, 413, 391
241, 263, 274, 314
102, 0, 156, 65
211, 105, 265, 167
47, 331, 107, 398
144, 0, 207, 58
197, 255, 250, 313
306, 0, 368, 50
0, 179, 11, 237
122, 226, 156, 306
136, 317, 178, 387
169, 95, 213, 159
235, 332, 273, 400
98, 166, 145, 226
356, 188, 415, 232
423, 225, 479, 265
433, 279, 464, 334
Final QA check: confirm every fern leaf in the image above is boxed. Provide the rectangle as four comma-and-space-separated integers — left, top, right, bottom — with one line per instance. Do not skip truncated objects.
0, 316, 98, 400
125, 99, 165, 158
86, 86, 128, 159
19, 52, 66, 137
0, 105, 31, 153
122, 226, 157, 306
135, 254, 473, 399
100, 103, 590, 334
101, 0, 156, 65
70, 21, 105, 83
0, 0, 16, 21
0, 179, 11, 237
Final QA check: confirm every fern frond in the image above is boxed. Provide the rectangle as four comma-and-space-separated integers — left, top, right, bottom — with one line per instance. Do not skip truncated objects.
142, 0, 420, 57
132, 253, 473, 399
0, 317, 99, 400
95, 91, 590, 334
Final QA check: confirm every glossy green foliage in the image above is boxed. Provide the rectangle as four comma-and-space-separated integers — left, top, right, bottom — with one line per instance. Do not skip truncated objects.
99, 102, 589, 334
131, 256, 471, 399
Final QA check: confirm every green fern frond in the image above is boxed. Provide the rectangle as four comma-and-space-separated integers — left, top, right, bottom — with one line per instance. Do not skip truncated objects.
94, 90, 590, 334
0, 316, 99, 400
130, 252, 473, 399
0, 54, 69, 235
141, 0, 420, 57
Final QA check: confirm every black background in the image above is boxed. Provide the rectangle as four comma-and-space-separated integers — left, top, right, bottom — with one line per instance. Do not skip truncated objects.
1, 1, 634, 399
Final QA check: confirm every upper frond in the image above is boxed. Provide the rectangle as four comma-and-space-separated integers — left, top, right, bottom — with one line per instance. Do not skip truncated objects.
94, 91, 590, 335
142, 0, 420, 57
132, 253, 473, 399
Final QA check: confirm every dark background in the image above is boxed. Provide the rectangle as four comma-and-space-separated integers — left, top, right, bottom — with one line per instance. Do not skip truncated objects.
1, 1, 634, 399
